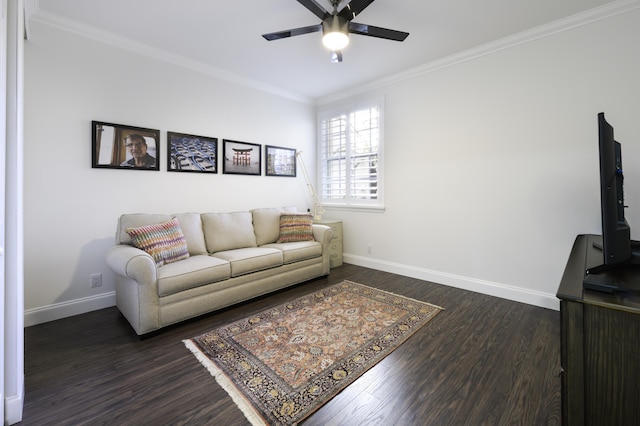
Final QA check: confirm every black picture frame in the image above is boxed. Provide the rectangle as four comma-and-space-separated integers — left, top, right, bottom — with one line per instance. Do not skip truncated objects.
222, 139, 262, 175
92, 121, 160, 171
265, 145, 296, 177
167, 131, 218, 173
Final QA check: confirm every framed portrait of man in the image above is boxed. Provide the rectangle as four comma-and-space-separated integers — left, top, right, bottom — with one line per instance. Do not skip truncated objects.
92, 121, 160, 171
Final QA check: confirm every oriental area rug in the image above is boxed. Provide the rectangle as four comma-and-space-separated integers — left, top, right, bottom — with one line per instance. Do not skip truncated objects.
183, 280, 443, 425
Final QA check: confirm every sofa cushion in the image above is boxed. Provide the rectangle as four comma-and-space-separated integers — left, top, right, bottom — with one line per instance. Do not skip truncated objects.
252, 206, 299, 246
202, 211, 257, 253
277, 213, 314, 243
172, 213, 207, 255
117, 213, 172, 245
157, 255, 231, 296
263, 241, 323, 264
251, 208, 282, 246
126, 218, 190, 267
213, 247, 283, 277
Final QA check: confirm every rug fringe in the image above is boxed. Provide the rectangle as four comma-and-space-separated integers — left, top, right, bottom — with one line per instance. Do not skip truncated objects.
183, 339, 268, 426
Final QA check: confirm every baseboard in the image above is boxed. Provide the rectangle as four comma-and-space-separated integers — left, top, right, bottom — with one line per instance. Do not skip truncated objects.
344, 254, 560, 311
24, 292, 116, 327
4, 378, 24, 425
23, 257, 559, 327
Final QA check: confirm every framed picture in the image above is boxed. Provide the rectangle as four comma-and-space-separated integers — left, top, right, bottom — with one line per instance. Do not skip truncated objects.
92, 121, 160, 171
167, 132, 218, 173
223, 139, 261, 175
265, 145, 296, 177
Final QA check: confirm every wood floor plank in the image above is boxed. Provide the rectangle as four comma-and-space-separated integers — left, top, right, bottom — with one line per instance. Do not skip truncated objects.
21, 264, 560, 425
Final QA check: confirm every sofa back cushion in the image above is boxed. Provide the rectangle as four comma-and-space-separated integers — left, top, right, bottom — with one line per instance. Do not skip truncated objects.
252, 207, 299, 246
117, 214, 172, 245
172, 212, 207, 255
202, 211, 257, 253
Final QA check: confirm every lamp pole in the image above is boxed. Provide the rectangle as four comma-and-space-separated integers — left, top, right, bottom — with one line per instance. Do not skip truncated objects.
296, 152, 324, 221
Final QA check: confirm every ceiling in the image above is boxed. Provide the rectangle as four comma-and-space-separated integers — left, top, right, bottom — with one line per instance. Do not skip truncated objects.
31, 0, 619, 101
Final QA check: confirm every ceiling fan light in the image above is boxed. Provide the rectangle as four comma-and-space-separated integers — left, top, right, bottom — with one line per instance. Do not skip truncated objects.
323, 31, 349, 50
322, 14, 349, 51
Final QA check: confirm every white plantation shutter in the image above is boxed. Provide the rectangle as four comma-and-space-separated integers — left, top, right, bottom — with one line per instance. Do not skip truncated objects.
318, 97, 384, 210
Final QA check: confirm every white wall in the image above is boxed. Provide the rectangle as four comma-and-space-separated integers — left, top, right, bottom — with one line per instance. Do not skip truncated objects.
23, 21, 316, 324
23, 6, 640, 321
319, 8, 640, 309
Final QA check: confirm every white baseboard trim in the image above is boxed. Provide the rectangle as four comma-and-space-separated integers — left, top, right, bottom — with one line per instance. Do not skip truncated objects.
344, 254, 560, 311
24, 292, 116, 327
22, 256, 560, 328
4, 378, 24, 425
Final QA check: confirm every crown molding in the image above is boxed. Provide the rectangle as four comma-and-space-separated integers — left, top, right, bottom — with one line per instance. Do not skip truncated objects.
25, 0, 640, 106
317, 0, 640, 105
27, 9, 314, 105
23, 0, 39, 39
24, 0, 38, 16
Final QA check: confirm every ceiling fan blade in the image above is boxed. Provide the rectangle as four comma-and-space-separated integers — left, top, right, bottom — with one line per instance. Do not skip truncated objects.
262, 24, 322, 41
338, 0, 375, 20
330, 50, 343, 63
348, 22, 409, 41
297, 0, 329, 20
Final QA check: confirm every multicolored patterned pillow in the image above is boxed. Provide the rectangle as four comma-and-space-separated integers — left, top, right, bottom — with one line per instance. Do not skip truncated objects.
126, 218, 190, 266
277, 213, 314, 243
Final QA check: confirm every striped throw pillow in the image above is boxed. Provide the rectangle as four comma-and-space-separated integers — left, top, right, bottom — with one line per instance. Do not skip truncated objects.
126, 218, 190, 266
277, 213, 314, 243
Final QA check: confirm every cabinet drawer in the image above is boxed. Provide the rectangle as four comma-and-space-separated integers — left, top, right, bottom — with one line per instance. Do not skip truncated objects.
327, 224, 342, 242
329, 241, 343, 267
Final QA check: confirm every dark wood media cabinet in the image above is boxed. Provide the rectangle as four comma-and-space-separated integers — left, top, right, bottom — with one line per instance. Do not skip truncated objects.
557, 234, 640, 425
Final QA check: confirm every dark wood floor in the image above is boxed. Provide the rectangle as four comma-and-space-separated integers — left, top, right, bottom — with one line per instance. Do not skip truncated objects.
21, 264, 561, 425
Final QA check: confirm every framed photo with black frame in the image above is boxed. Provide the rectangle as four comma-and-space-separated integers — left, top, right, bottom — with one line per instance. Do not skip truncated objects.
167, 131, 218, 173
222, 139, 261, 175
92, 121, 160, 171
265, 145, 296, 177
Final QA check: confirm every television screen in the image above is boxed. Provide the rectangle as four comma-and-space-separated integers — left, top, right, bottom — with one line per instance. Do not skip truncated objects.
598, 112, 631, 266
584, 113, 640, 292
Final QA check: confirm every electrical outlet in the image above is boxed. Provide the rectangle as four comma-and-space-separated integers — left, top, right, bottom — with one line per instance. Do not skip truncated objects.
367, 244, 373, 254
90, 273, 102, 288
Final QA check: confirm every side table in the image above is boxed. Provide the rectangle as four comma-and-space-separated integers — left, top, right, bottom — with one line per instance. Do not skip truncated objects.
314, 219, 343, 268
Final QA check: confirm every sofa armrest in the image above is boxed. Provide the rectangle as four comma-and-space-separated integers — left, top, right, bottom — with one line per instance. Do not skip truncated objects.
312, 224, 333, 247
106, 244, 157, 284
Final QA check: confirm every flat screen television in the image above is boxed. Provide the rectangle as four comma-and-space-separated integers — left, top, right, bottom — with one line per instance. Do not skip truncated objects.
584, 112, 640, 292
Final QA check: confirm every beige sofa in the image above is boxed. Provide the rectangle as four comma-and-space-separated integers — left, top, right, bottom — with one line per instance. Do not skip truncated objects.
106, 207, 333, 335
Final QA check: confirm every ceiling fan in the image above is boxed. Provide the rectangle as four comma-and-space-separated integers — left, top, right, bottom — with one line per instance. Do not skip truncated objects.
262, 0, 409, 63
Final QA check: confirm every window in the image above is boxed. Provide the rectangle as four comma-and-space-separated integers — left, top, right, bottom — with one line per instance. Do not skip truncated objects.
318, 97, 384, 210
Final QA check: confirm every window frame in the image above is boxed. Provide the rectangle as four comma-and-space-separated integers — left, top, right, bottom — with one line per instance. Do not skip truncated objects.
317, 96, 385, 212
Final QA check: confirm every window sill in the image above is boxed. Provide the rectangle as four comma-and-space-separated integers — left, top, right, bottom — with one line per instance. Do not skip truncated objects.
321, 204, 386, 214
